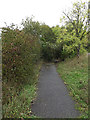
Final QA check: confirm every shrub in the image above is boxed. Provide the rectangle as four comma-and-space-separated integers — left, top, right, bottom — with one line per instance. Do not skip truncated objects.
41, 42, 57, 61
2, 25, 40, 104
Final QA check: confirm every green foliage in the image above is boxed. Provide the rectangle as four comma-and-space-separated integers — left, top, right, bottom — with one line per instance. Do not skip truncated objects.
22, 17, 41, 38
2, 25, 40, 104
39, 24, 57, 61
41, 42, 57, 61
40, 24, 56, 43
55, 0, 88, 59
52, 25, 64, 38
54, 23, 88, 60
22, 18, 57, 62
21, 16, 87, 62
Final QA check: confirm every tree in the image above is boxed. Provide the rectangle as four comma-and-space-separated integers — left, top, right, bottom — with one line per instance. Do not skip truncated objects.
62, 0, 88, 57
22, 17, 41, 38
21, 18, 56, 43
21, 18, 57, 61
40, 24, 57, 61
40, 24, 56, 43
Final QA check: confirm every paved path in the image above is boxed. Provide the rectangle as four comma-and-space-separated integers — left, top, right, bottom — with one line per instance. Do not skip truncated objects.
31, 63, 80, 118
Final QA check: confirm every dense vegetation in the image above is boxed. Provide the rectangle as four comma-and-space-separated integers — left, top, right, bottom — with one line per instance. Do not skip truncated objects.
2, 24, 41, 117
1, 0, 88, 118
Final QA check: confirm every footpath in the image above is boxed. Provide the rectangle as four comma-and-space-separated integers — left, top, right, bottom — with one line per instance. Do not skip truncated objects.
31, 63, 80, 118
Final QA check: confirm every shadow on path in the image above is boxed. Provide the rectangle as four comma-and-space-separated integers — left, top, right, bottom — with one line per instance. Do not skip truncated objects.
31, 63, 80, 118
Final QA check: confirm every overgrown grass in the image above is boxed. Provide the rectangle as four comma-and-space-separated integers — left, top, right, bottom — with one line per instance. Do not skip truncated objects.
3, 62, 42, 118
57, 53, 88, 118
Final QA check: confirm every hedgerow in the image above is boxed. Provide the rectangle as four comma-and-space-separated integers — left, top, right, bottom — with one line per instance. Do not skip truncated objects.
2, 25, 40, 104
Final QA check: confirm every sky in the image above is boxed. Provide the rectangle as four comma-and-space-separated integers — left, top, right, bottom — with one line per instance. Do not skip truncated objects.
0, 0, 88, 29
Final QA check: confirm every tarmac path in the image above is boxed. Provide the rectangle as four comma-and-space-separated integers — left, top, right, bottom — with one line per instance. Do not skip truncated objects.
31, 63, 80, 118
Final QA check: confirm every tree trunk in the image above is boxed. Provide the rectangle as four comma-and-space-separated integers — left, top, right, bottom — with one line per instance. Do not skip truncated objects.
77, 44, 80, 63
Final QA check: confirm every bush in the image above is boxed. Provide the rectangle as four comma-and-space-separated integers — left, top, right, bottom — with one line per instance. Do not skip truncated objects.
2, 25, 40, 104
41, 42, 57, 61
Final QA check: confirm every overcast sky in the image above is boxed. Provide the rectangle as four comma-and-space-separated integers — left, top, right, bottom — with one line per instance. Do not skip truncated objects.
0, 0, 88, 28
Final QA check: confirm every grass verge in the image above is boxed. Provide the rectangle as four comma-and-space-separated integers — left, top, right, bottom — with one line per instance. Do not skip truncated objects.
3, 61, 42, 118
57, 53, 88, 118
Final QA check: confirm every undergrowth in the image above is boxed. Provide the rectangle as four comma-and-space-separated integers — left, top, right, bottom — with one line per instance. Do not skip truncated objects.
3, 62, 42, 118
